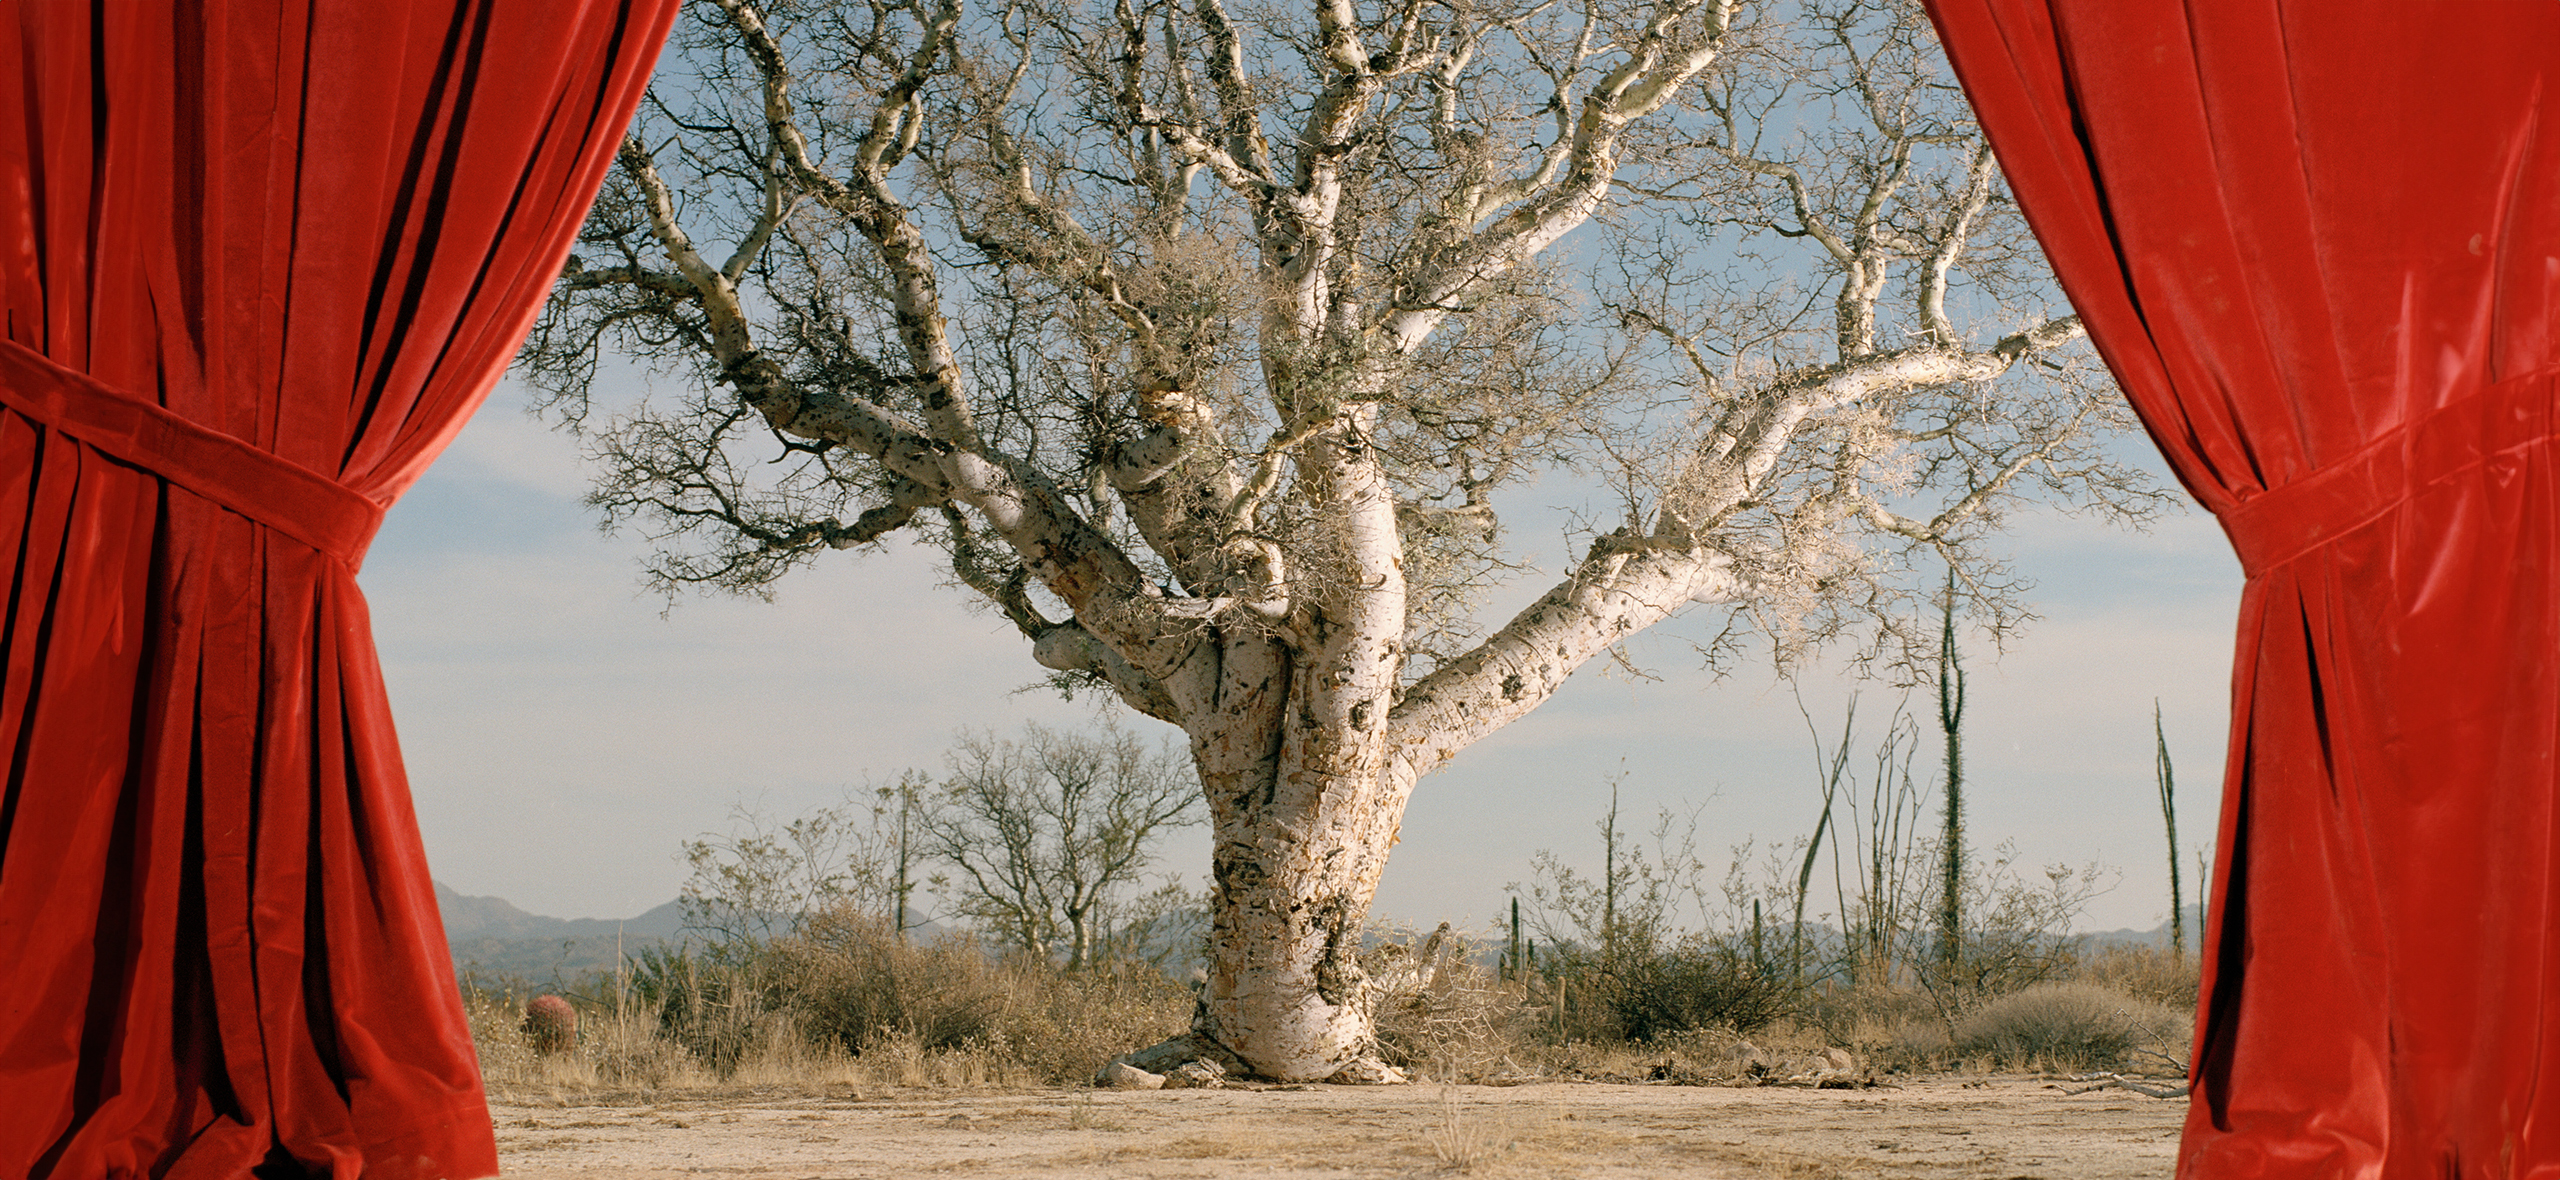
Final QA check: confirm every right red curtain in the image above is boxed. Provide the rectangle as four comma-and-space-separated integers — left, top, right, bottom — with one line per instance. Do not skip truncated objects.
1926, 2, 2560, 1174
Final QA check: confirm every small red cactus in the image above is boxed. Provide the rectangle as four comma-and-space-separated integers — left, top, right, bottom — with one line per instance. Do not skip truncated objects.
521, 994, 578, 1056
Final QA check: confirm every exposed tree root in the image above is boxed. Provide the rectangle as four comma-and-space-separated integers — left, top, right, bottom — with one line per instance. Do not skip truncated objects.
1095, 1031, 1408, 1087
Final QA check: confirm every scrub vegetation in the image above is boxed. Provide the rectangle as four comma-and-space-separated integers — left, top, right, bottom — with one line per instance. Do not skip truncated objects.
462, 895, 2194, 1097
463, 709, 2197, 1099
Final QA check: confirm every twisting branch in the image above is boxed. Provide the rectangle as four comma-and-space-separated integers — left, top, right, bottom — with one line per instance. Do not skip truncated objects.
1917, 140, 2000, 346
609, 1, 1241, 680
529, 0, 2157, 819
1390, 303, 2090, 773
708, 0, 977, 447
1856, 402, 2094, 542
1378, 0, 1737, 356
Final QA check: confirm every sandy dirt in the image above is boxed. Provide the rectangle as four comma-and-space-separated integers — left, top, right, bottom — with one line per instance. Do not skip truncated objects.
490, 1075, 2185, 1178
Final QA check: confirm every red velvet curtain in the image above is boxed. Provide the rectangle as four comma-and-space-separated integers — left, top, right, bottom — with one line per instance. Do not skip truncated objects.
1926, 2, 2560, 1174
0, 3, 674, 1176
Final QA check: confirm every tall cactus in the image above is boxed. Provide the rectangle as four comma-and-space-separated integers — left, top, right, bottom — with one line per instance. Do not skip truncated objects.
1935, 568, 1968, 980
2156, 701, 2184, 960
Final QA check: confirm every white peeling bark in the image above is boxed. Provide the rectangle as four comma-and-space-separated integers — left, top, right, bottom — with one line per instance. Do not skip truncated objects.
1197, 408, 1412, 1078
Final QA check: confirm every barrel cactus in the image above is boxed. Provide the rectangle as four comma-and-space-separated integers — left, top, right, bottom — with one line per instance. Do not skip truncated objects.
522, 994, 578, 1056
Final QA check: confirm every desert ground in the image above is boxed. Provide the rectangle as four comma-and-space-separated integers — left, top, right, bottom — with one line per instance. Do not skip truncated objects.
490, 1075, 2184, 1179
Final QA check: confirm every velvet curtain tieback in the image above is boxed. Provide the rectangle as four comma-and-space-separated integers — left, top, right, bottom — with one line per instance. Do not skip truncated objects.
2220, 373, 2560, 577
0, 341, 385, 568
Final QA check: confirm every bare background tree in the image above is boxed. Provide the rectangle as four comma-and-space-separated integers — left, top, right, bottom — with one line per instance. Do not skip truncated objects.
679, 796, 907, 953
522, 0, 2159, 1080
925, 723, 1200, 967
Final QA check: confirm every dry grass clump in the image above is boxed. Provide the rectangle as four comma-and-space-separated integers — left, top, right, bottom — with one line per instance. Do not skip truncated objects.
464, 903, 1193, 1095
985, 959, 1194, 1084
1952, 981, 2187, 1071
2074, 943, 2200, 1011
465, 982, 728, 1095
1488, 963, 2194, 1083
1796, 980, 1942, 1058
770, 905, 1191, 1086
1365, 925, 1542, 1082
1424, 1085, 1517, 1171
764, 910, 1014, 1058
468, 899, 2206, 1098
1517, 1022, 1868, 1087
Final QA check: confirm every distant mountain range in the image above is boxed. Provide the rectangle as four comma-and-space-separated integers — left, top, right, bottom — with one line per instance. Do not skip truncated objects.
437, 882, 687, 941
436, 881, 685, 985
433, 880, 2203, 988
2075, 904, 2211, 950
433, 884, 962, 985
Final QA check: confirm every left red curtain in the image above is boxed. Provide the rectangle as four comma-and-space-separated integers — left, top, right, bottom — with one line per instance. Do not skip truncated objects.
0, 3, 675, 1177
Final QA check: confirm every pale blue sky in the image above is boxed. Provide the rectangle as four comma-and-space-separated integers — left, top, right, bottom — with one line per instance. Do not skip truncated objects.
366, 379, 2244, 936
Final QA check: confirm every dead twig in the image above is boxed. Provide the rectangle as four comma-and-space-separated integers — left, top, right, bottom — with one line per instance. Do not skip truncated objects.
2058, 1072, 2189, 1099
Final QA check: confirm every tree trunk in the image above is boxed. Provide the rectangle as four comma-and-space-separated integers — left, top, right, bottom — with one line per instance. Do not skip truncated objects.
1104, 621, 1421, 1083
1198, 762, 1411, 1081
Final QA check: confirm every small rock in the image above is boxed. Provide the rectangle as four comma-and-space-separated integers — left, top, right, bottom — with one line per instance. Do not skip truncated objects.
1811, 1047, 1867, 1089
1323, 1058, 1408, 1085
1096, 1061, 1166, 1090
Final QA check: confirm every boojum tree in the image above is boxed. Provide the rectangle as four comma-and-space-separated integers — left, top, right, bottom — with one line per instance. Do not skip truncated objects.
522, 0, 2158, 1081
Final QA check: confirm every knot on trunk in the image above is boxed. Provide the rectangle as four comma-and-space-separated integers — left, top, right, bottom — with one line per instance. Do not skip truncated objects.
1313, 894, 1361, 1007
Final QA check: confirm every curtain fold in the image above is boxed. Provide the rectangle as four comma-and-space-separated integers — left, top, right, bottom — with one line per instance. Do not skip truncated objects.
1927, 2, 2560, 1174
0, 2, 675, 1176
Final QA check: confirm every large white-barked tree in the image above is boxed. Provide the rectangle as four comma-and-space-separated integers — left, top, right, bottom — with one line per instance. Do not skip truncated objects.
522, 0, 2156, 1081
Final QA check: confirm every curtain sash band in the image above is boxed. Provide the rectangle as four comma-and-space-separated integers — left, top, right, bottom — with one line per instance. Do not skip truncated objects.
0, 340, 385, 569
2220, 373, 2560, 577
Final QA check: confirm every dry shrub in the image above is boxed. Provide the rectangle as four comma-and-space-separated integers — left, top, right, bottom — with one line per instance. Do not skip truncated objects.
1610, 934, 1796, 1040
2074, 943, 2201, 1012
1363, 925, 1540, 1082
1510, 941, 1798, 1049
766, 908, 1011, 1057
1952, 981, 2186, 1070
984, 959, 1193, 1085
465, 983, 713, 1094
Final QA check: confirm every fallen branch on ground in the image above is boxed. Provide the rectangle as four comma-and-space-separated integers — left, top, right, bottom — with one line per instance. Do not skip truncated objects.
2058, 1072, 2189, 1099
